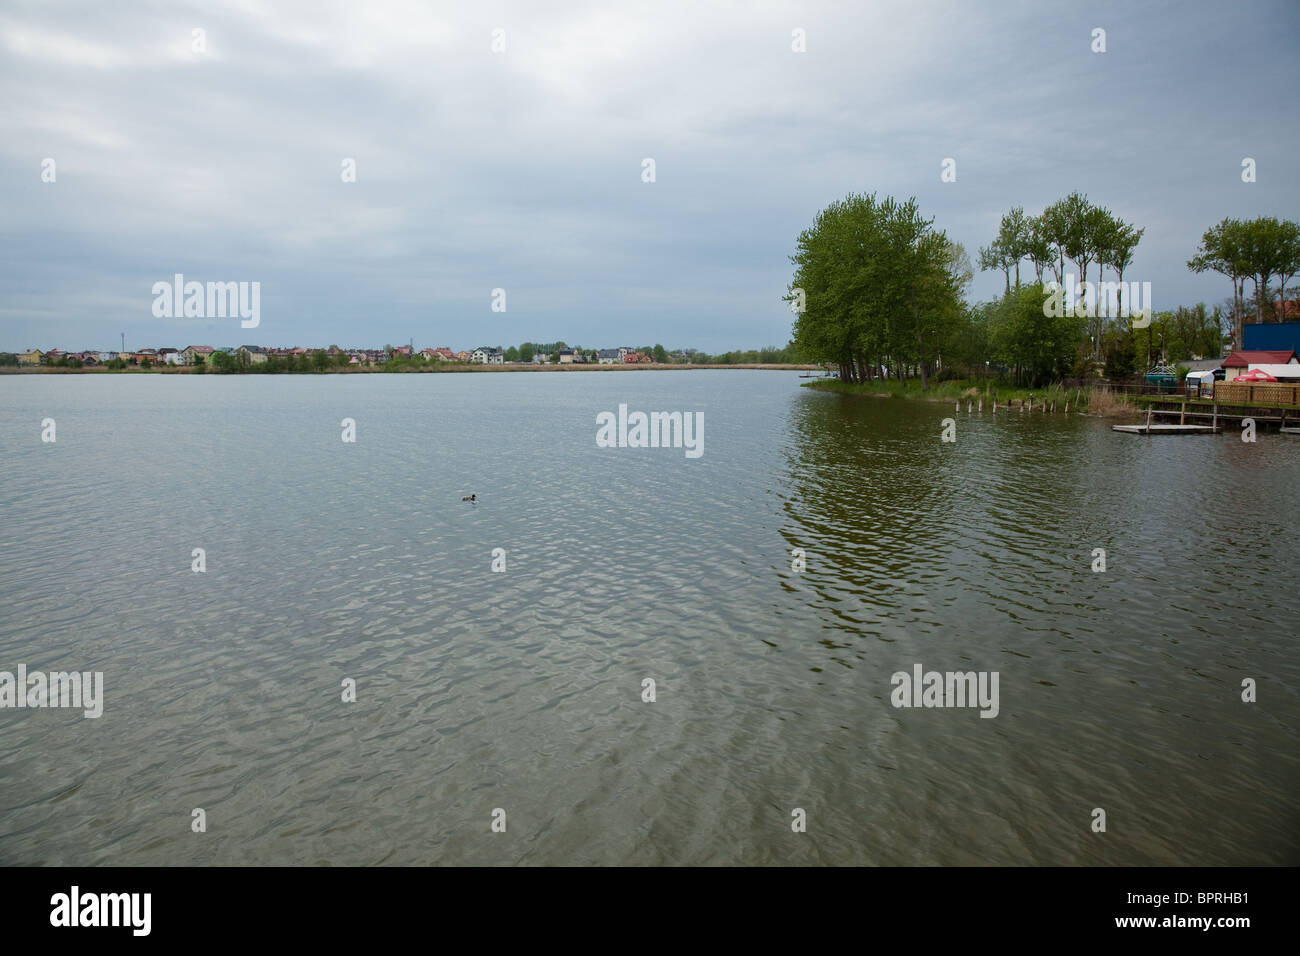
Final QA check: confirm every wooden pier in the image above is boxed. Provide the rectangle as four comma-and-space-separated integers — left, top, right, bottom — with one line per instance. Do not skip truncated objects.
1130, 394, 1300, 435
1112, 423, 1216, 434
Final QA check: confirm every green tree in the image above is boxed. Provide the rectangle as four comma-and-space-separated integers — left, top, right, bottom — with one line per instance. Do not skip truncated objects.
1105, 219, 1144, 328
1189, 218, 1251, 349
652, 344, 668, 363
1273, 220, 1300, 320
1038, 200, 1070, 286
978, 239, 1012, 296
999, 205, 1030, 288
788, 192, 967, 387
1060, 192, 1095, 288
1024, 215, 1054, 284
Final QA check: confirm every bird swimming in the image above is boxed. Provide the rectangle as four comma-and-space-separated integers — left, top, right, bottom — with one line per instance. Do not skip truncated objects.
462, 494, 476, 502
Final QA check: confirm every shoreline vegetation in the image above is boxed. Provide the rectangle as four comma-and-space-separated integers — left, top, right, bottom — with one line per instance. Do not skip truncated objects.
802, 377, 1132, 416
784, 191, 1299, 403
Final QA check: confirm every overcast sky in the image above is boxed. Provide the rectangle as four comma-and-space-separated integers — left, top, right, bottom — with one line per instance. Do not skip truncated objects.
2, 0, 1298, 353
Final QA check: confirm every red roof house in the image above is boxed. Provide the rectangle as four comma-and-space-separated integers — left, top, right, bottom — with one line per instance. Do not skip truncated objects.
1221, 350, 1297, 367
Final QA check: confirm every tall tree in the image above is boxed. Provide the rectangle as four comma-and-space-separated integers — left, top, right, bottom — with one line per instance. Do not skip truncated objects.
1107, 220, 1145, 333
1039, 199, 1071, 285
1188, 218, 1250, 350
1024, 215, 1054, 284
788, 193, 964, 387
1274, 219, 1300, 321
998, 206, 1031, 288
1060, 192, 1095, 290
978, 239, 1011, 295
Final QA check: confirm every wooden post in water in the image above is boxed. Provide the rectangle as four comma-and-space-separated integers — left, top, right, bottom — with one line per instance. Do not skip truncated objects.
1212, 403, 1218, 433
955, 400, 960, 412
1028, 397, 1032, 412
1145, 407, 1152, 435
1180, 402, 1185, 425
1065, 402, 1069, 414
978, 398, 983, 413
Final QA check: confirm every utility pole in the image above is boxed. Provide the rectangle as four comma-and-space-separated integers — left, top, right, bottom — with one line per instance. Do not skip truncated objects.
121, 332, 125, 354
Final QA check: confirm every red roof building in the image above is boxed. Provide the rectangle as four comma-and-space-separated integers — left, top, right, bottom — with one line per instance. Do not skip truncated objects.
1221, 349, 1297, 367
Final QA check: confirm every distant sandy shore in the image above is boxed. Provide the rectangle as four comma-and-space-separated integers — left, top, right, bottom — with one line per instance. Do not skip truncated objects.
2, 363, 818, 374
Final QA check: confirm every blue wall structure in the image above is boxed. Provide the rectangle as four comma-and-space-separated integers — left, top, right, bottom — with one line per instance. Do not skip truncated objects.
1243, 322, 1300, 352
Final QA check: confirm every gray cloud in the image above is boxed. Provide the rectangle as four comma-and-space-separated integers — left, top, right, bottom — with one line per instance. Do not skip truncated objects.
2, 0, 1298, 352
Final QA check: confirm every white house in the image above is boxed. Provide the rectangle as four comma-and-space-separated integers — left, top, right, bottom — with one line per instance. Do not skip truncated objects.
471, 346, 504, 365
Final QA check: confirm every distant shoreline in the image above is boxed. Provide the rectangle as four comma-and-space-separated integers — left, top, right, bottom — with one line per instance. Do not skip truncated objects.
1, 362, 818, 375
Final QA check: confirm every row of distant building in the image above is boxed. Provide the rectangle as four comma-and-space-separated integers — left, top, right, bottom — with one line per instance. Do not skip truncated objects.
14, 344, 664, 367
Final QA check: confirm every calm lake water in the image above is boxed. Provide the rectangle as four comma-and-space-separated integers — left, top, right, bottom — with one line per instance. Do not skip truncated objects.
1, 370, 1296, 865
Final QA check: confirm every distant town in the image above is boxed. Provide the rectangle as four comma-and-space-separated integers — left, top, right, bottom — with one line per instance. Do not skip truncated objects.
1, 341, 801, 371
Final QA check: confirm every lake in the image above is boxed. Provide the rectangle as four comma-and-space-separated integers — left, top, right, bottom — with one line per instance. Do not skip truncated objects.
1, 370, 1296, 865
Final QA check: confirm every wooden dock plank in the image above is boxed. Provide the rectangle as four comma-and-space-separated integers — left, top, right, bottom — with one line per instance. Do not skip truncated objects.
1112, 423, 1217, 434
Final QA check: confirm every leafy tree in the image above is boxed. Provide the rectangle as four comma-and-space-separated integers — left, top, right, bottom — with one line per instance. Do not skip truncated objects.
988, 282, 1086, 386
1189, 218, 1251, 349
652, 344, 668, 363
1105, 219, 1144, 327
1039, 199, 1071, 285
1060, 192, 1095, 289
1023, 216, 1054, 284
978, 239, 1011, 295
1239, 217, 1300, 322
999, 206, 1031, 287
1273, 220, 1300, 320
788, 192, 966, 387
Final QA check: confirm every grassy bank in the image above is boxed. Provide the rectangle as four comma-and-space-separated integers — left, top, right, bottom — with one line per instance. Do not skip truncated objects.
805, 377, 1130, 414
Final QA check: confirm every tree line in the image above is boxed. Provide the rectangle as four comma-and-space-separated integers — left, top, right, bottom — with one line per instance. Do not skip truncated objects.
1188, 216, 1300, 348
789, 191, 1299, 388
